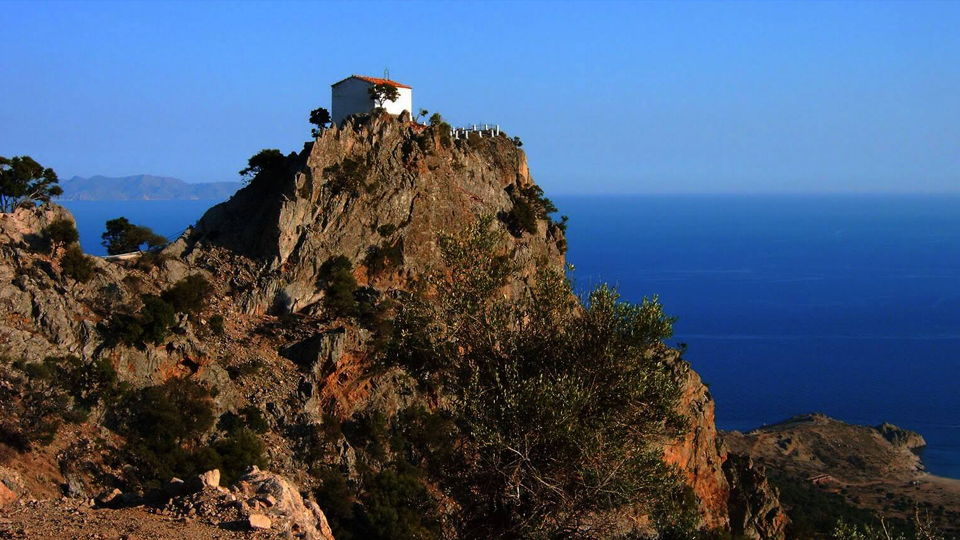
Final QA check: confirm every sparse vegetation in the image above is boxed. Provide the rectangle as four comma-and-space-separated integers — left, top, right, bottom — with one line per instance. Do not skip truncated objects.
0, 355, 126, 453
44, 218, 79, 250
324, 158, 371, 196
503, 183, 560, 237
319, 255, 359, 318
161, 274, 213, 315
114, 378, 269, 488
107, 294, 177, 346
60, 244, 95, 283
429, 113, 452, 148
239, 148, 285, 184
208, 314, 225, 336
832, 513, 945, 540
364, 239, 403, 276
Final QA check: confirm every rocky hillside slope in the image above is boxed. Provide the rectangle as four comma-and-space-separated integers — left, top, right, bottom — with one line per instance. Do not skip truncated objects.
0, 112, 786, 539
725, 414, 960, 536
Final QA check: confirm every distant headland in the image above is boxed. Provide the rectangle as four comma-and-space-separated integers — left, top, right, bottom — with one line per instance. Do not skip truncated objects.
59, 174, 240, 201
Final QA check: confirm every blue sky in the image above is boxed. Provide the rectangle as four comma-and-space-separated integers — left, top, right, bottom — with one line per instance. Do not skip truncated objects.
1, 0, 958, 194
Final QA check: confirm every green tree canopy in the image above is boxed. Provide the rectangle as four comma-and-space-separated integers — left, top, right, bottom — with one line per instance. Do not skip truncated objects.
383, 216, 692, 539
45, 219, 80, 250
239, 148, 285, 184
0, 155, 62, 213
368, 83, 400, 109
101, 217, 167, 255
310, 107, 331, 136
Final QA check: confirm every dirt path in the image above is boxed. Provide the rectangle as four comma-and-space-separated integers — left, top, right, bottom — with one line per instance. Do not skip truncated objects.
0, 498, 284, 540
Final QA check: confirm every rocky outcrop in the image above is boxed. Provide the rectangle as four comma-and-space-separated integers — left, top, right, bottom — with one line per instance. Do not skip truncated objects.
0, 481, 16, 509
723, 454, 788, 540
876, 422, 927, 450
233, 466, 334, 540
0, 204, 75, 249
662, 351, 730, 529
186, 112, 566, 314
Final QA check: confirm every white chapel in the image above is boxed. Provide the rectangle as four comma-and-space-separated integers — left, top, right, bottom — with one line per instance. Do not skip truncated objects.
331, 75, 413, 125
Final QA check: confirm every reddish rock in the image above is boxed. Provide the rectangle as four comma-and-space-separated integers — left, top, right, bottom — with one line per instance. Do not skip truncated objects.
247, 513, 271, 530
662, 352, 731, 529
0, 482, 17, 509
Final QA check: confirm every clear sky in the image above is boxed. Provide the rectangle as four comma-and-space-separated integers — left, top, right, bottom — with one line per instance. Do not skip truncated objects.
2, 1, 958, 194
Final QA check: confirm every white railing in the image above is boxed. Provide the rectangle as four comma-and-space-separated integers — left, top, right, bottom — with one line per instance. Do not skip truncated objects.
450, 123, 501, 140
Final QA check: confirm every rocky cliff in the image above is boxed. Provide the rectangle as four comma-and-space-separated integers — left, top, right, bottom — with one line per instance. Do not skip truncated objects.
0, 112, 787, 539
184, 112, 565, 314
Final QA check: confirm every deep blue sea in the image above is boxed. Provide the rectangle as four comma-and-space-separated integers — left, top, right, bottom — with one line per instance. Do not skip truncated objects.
61, 195, 960, 479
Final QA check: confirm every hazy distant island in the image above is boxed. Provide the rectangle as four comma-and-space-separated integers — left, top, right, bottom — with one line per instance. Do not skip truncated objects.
59, 174, 241, 201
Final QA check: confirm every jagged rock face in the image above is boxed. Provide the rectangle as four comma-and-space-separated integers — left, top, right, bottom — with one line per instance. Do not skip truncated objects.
723, 454, 788, 540
188, 112, 566, 314
0, 205, 225, 387
662, 353, 730, 529
0, 205, 111, 362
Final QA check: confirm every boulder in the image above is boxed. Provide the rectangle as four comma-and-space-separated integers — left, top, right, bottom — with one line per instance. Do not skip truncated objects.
184, 469, 221, 494
0, 481, 16, 509
232, 466, 334, 540
93, 488, 143, 508
247, 514, 272, 530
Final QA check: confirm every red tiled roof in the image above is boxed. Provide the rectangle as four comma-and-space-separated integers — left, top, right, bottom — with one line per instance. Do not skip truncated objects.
331, 75, 411, 89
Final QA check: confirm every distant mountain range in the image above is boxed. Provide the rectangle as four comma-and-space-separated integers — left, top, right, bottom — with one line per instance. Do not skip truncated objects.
59, 175, 241, 201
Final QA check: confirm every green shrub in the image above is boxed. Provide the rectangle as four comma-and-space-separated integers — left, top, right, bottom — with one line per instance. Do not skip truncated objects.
364, 240, 403, 276
466, 131, 483, 149
138, 295, 177, 344
502, 184, 560, 237
384, 216, 685, 539
218, 405, 269, 435
357, 464, 441, 540
162, 274, 212, 315
354, 286, 393, 337
315, 468, 358, 540
325, 158, 370, 196
343, 410, 390, 463
376, 224, 397, 237
1, 355, 125, 452
428, 113, 452, 148
119, 378, 216, 486
108, 294, 176, 346
49, 355, 127, 410
195, 427, 268, 485
504, 197, 538, 235
60, 244, 95, 283
45, 218, 79, 249
209, 314, 225, 336
320, 256, 359, 318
